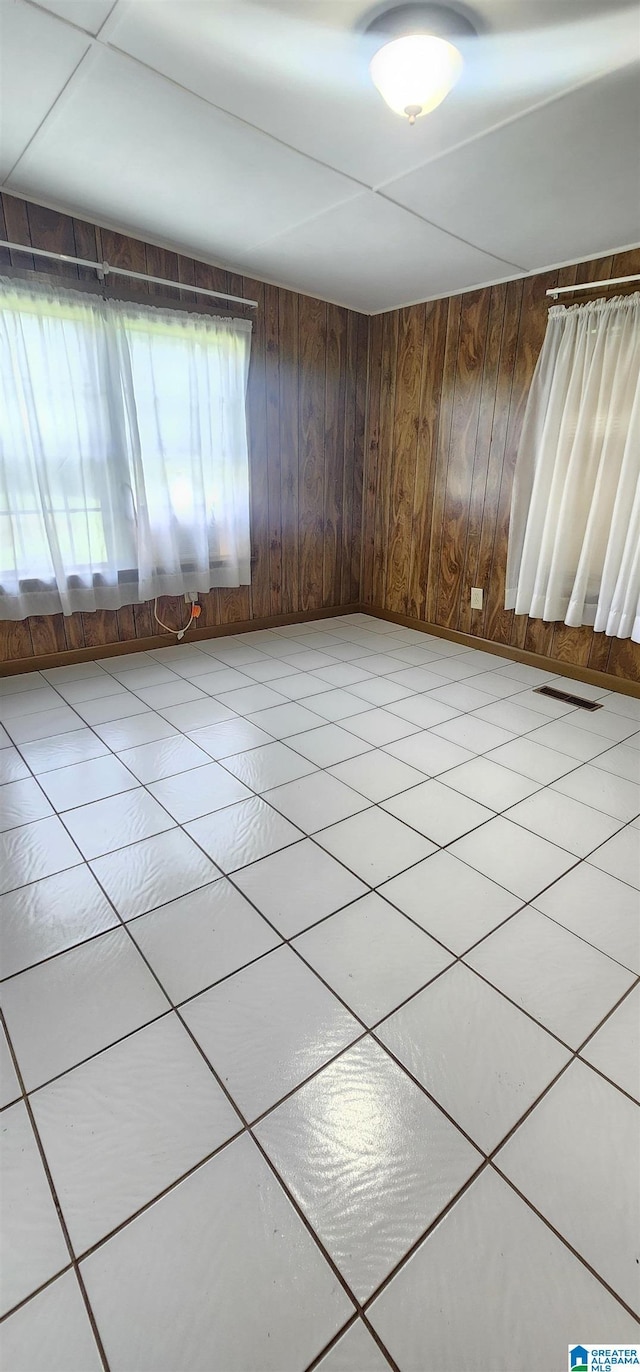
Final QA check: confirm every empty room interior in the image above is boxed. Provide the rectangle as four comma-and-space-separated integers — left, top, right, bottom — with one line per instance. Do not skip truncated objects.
1, 1, 640, 1369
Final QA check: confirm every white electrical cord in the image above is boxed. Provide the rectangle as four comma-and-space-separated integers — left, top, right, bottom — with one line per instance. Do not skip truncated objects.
153, 597, 196, 641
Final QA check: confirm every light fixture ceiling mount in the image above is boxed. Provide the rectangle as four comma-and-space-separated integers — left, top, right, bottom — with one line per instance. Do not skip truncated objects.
364, 3, 477, 124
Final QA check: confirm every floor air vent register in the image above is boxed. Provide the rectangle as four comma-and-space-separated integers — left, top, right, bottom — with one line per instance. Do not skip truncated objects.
534, 686, 603, 711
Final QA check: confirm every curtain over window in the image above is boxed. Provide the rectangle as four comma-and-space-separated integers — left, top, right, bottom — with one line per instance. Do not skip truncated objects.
0, 277, 252, 619
506, 292, 640, 643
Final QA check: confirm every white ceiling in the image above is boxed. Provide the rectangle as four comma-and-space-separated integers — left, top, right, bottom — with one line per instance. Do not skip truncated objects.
1, 0, 639, 312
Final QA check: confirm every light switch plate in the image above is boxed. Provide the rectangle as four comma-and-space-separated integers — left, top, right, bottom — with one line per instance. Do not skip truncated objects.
470, 587, 483, 610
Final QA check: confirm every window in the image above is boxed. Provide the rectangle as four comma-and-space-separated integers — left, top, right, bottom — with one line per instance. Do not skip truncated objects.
0, 277, 252, 619
506, 292, 640, 643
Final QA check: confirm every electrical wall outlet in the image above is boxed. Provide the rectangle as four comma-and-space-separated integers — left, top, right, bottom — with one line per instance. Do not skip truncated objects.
184, 593, 198, 604
470, 587, 483, 610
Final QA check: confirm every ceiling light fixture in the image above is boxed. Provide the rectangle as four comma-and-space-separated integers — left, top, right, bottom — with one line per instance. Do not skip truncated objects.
365, 3, 477, 124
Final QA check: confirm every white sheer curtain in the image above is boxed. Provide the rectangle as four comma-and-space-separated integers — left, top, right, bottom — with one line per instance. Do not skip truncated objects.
0, 276, 252, 619
506, 292, 640, 643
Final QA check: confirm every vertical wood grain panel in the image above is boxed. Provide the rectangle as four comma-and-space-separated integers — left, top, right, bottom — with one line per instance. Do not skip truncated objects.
475, 278, 522, 639
606, 638, 640, 680
26, 203, 78, 280
386, 305, 424, 615
437, 289, 490, 629
27, 614, 67, 656
264, 283, 282, 616
0, 198, 10, 269
298, 294, 327, 612
0, 194, 366, 665
490, 269, 559, 647
363, 247, 640, 683
323, 304, 347, 607
244, 275, 270, 620
407, 297, 447, 622
71, 216, 100, 283
458, 284, 506, 636
279, 289, 299, 616
340, 309, 357, 607
361, 312, 383, 605
373, 310, 399, 607
4, 193, 637, 684
424, 296, 462, 624
346, 311, 368, 604
3, 196, 35, 269
210, 265, 253, 627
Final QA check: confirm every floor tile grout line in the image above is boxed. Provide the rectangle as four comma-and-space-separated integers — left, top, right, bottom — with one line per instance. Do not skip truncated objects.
574, 1050, 640, 1108
2, 622, 639, 1326
360, 1147, 640, 1327
4, 863, 629, 1117
490, 1165, 640, 1324
0, 1005, 177, 1102
361, 1160, 494, 1313
110, 774, 640, 1072
0, 1260, 75, 1328
301, 1312, 364, 1372
521, 900, 640, 976
4, 657, 637, 865
10, 900, 634, 1122
0, 1010, 112, 1369
5, 624, 637, 759
3, 664, 638, 1088
6, 660, 637, 844
307, 1310, 400, 1372
1, 849, 372, 1337
6, 811, 635, 1337
474, 975, 640, 1151
44, 864, 376, 1325
2, 655, 637, 1037
372, 970, 640, 1144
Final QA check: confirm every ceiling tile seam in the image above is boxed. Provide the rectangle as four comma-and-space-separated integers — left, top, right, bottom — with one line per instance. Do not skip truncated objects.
238, 194, 372, 260
367, 236, 640, 316
1, 43, 93, 189
0, 184, 372, 316
373, 54, 640, 195
15, 0, 371, 197
101, 39, 373, 193
21, 0, 107, 39
2, 179, 637, 314
217, 187, 525, 278
372, 190, 527, 272
18, 0, 638, 218
95, 0, 122, 40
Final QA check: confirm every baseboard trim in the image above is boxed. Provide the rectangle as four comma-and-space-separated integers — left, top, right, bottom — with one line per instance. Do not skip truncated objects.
360, 605, 640, 699
3, 601, 638, 697
0, 604, 361, 676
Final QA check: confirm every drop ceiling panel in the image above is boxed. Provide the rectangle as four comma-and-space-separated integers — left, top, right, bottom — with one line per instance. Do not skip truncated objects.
0, 1, 90, 180
32, 0, 116, 34
241, 193, 519, 313
107, 0, 639, 190
8, 45, 361, 261
386, 63, 640, 270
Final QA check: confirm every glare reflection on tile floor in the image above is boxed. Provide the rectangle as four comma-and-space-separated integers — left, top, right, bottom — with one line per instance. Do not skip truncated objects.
1, 613, 639, 1372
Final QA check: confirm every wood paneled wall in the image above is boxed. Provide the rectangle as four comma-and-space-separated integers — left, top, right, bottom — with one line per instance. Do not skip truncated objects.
362, 247, 640, 682
0, 193, 368, 662
2, 194, 638, 684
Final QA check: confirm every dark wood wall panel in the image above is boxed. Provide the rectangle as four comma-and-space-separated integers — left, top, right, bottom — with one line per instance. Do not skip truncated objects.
362, 248, 640, 682
0, 194, 368, 662
4, 192, 638, 684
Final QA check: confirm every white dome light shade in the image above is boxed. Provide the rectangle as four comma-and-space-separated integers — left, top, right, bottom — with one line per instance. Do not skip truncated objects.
369, 32, 463, 122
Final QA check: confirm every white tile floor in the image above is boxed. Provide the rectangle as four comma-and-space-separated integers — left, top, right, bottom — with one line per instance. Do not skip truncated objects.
1, 612, 639, 1372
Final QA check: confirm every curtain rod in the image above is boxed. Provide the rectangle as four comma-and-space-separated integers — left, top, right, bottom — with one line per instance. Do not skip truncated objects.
0, 240, 258, 309
547, 273, 640, 299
